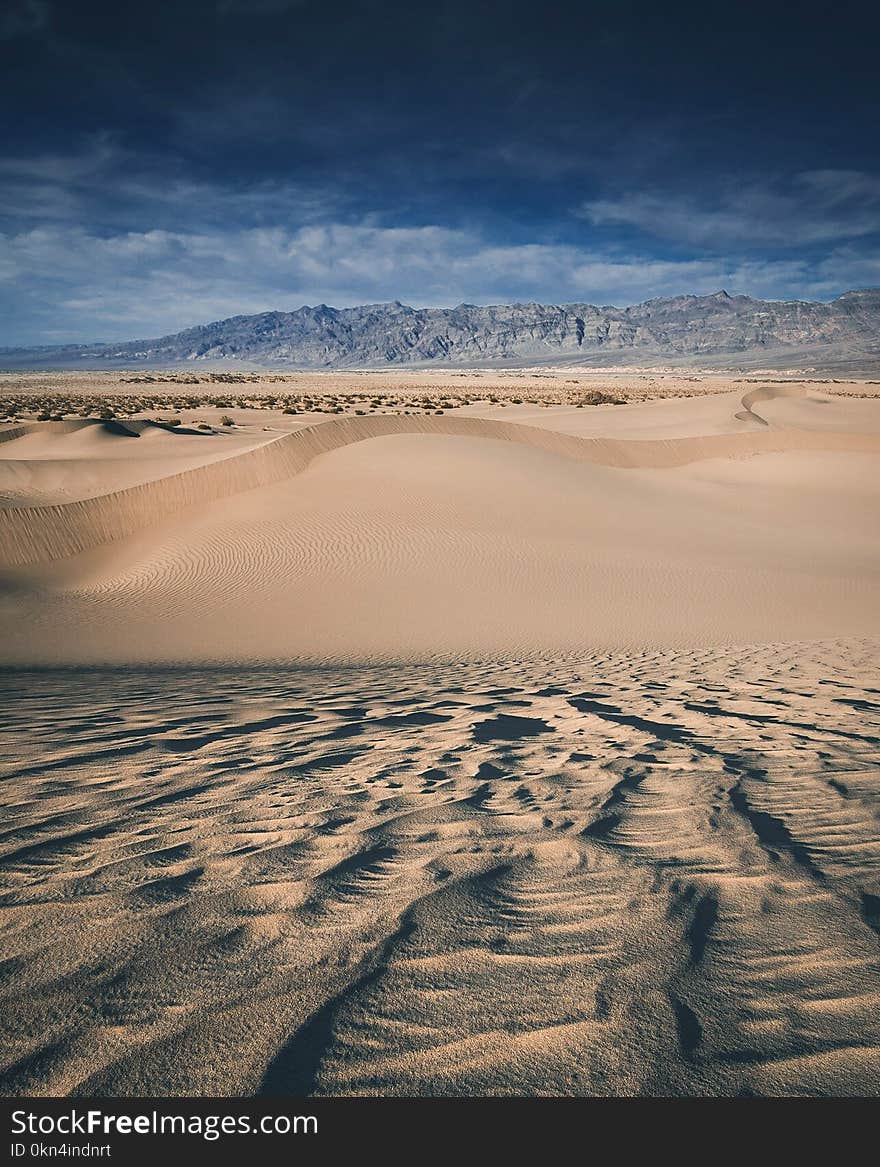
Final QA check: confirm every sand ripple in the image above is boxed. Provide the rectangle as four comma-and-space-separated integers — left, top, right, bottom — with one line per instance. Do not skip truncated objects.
1, 640, 878, 1096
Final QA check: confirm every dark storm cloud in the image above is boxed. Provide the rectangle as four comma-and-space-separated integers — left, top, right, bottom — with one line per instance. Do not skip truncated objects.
1, 0, 878, 342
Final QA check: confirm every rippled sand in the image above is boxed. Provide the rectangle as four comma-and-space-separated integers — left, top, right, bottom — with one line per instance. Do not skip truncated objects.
1, 643, 879, 1096
1, 385, 879, 1096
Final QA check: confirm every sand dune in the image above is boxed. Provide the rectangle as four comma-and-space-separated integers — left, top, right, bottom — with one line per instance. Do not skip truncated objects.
1, 644, 878, 1096
2, 388, 880, 570
1, 383, 878, 1096
0, 419, 276, 510
0, 386, 878, 663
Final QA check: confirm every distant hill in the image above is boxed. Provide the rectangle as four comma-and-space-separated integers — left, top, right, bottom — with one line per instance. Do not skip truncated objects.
3, 289, 879, 373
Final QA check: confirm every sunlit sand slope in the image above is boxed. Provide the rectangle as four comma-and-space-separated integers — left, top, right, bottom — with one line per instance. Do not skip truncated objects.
3, 398, 880, 567
0, 388, 878, 662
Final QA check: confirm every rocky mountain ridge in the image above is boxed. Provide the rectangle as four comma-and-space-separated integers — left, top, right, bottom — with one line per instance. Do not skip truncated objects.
4, 289, 879, 372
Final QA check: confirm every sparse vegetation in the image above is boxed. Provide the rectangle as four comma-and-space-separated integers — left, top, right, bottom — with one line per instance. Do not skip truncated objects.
577, 390, 624, 406
1, 371, 875, 430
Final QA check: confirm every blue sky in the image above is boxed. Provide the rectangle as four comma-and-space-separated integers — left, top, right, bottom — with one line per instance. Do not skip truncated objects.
1, 0, 878, 344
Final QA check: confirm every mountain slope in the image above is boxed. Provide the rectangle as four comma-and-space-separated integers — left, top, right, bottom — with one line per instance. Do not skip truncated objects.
3, 289, 879, 372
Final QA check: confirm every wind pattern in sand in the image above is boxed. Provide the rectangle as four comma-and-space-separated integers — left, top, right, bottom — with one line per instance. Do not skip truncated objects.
1, 642, 879, 1097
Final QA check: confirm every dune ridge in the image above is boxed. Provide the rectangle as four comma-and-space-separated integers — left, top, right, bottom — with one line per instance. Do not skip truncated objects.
0, 424, 32, 446
3, 396, 880, 568
735, 384, 809, 425
0, 419, 177, 446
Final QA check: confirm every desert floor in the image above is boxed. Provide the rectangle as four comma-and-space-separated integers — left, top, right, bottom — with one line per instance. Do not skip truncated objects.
1, 374, 878, 1096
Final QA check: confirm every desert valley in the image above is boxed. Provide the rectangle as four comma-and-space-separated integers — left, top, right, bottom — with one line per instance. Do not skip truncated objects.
1, 367, 878, 1096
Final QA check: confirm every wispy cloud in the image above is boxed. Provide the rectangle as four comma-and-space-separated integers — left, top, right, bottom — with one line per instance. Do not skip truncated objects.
2, 220, 876, 345
0, 138, 343, 234
580, 171, 880, 248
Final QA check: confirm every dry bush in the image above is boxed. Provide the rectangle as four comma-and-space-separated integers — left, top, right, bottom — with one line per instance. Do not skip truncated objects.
578, 390, 624, 406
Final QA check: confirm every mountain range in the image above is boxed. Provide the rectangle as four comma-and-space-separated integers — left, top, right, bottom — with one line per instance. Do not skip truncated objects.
3, 289, 879, 373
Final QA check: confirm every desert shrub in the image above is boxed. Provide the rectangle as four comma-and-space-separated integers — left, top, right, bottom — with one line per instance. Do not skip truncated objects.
579, 390, 624, 406
219, 414, 234, 426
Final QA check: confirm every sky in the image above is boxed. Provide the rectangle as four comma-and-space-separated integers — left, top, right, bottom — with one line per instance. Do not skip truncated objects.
1, 0, 878, 344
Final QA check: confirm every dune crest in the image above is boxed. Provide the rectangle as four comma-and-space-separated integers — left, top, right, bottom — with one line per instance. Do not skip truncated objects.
734, 383, 808, 425
3, 388, 879, 569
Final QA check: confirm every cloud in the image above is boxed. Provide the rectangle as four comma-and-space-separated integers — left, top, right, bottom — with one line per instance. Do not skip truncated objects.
0, 0, 51, 40
1, 219, 876, 345
0, 139, 343, 236
580, 171, 880, 248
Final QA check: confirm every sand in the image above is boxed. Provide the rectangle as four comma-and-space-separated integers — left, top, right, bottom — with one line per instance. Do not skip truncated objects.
1, 379, 878, 1096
